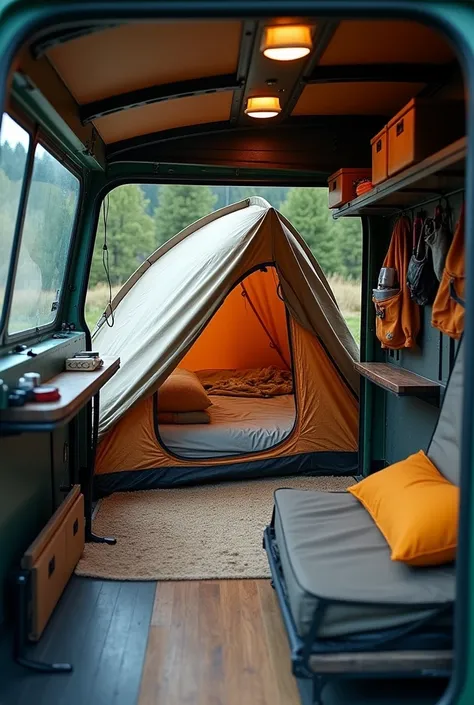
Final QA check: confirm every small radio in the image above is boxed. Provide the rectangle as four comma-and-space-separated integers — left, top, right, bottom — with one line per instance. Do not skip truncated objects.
66, 355, 104, 371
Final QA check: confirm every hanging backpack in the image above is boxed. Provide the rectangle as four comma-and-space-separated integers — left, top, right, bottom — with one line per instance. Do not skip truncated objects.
406, 213, 439, 306
424, 204, 452, 281
373, 215, 420, 349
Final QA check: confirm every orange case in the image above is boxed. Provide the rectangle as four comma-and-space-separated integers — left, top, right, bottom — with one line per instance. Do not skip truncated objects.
387, 98, 465, 177
327, 167, 372, 208
370, 126, 388, 185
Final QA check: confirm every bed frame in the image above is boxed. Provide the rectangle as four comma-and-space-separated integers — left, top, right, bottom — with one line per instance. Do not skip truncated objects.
263, 524, 453, 705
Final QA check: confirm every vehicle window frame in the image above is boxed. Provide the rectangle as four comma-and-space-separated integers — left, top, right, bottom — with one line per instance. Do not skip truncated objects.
2, 123, 83, 345
0, 108, 34, 341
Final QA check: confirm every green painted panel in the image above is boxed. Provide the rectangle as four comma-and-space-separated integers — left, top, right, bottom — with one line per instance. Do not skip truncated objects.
0, 433, 52, 625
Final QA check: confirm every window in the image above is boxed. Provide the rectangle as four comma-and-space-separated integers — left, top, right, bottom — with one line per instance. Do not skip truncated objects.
8, 143, 79, 335
86, 184, 361, 343
0, 113, 30, 321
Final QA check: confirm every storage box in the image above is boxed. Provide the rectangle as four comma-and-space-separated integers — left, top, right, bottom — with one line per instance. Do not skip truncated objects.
370, 126, 388, 185
21, 486, 85, 641
328, 168, 372, 208
387, 98, 465, 177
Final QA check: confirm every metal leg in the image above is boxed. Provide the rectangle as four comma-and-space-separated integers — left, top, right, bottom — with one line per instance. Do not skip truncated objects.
14, 572, 72, 673
83, 393, 116, 545
312, 675, 326, 705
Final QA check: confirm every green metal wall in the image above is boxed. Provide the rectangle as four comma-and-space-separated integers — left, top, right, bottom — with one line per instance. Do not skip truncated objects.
363, 196, 463, 472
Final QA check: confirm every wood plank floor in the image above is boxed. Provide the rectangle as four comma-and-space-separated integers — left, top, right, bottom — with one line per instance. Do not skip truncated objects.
138, 579, 300, 705
0, 576, 449, 705
0, 577, 156, 705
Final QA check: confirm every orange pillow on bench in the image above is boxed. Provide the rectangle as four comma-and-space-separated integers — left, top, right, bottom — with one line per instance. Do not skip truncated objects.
348, 450, 459, 566
158, 368, 212, 412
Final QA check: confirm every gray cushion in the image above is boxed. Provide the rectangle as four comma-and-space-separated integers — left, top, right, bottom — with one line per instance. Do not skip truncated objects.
274, 489, 455, 638
428, 340, 463, 486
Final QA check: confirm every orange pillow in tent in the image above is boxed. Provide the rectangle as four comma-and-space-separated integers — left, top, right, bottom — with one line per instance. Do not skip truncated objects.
348, 450, 459, 566
158, 368, 212, 412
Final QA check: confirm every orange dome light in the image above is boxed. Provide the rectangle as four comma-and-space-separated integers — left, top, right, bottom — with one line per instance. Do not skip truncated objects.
244, 96, 281, 119
261, 25, 312, 61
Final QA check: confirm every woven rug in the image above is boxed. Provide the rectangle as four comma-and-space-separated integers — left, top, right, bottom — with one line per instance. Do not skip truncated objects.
76, 476, 354, 581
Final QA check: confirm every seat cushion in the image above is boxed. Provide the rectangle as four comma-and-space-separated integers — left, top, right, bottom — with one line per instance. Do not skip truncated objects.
428, 339, 463, 486
274, 489, 455, 638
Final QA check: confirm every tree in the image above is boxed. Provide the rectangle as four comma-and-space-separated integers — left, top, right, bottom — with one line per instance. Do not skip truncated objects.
336, 217, 362, 280
154, 184, 216, 246
211, 185, 289, 211
89, 185, 155, 287
280, 187, 362, 279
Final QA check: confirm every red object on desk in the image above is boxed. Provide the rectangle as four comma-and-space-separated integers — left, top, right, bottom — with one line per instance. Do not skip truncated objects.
33, 386, 61, 402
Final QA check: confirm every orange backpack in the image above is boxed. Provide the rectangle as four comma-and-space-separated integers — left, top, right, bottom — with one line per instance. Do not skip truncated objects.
432, 205, 465, 339
373, 216, 420, 349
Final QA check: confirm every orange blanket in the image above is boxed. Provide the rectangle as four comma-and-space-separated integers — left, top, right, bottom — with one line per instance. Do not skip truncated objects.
198, 366, 293, 398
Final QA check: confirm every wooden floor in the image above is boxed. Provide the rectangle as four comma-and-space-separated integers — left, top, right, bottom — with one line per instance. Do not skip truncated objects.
139, 580, 300, 705
0, 576, 449, 705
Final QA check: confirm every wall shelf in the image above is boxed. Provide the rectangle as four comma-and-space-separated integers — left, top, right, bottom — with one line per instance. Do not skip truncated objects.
355, 362, 441, 402
333, 136, 466, 218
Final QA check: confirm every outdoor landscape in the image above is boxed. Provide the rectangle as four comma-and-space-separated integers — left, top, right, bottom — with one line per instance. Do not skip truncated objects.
86, 184, 362, 342
0, 130, 361, 342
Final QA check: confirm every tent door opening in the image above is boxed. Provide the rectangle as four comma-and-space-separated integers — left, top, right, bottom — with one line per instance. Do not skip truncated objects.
155, 265, 298, 460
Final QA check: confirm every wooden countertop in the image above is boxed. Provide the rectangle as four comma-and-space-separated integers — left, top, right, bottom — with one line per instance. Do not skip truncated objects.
0, 356, 120, 427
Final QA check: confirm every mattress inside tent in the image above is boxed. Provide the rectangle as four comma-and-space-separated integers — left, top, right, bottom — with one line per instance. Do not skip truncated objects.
158, 395, 296, 458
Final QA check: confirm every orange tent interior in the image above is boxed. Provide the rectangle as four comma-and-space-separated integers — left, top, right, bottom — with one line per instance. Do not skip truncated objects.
181, 267, 291, 372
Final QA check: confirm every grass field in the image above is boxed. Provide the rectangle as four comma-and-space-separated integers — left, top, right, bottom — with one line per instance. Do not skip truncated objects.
85, 276, 361, 344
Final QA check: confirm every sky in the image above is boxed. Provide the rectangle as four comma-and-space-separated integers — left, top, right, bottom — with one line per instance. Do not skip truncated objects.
0, 112, 30, 149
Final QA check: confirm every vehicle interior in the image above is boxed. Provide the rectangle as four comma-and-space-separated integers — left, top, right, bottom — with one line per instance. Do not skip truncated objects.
0, 3, 472, 705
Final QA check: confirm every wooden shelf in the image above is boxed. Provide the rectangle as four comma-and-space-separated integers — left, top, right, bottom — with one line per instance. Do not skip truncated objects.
0, 356, 120, 432
333, 136, 466, 218
354, 362, 440, 400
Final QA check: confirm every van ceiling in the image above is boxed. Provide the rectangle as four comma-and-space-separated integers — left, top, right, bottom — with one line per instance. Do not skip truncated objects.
17, 18, 461, 172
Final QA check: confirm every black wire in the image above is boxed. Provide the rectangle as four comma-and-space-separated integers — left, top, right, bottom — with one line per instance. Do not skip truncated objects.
102, 194, 115, 328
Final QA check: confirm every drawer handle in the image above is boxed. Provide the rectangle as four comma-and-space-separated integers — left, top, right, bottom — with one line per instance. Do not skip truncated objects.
376, 139, 382, 153
396, 119, 404, 136
48, 556, 56, 577
73, 518, 79, 536
331, 180, 337, 191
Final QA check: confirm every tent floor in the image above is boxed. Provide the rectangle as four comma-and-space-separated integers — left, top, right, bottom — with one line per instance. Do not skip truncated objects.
0, 577, 449, 705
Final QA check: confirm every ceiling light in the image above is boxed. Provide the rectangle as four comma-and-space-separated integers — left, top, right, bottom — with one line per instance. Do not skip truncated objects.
245, 96, 281, 119
261, 25, 312, 61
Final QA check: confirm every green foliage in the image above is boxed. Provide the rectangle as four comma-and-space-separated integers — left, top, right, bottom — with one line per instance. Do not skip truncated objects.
211, 186, 289, 211
89, 185, 155, 287
280, 188, 362, 279
0, 140, 28, 181
155, 184, 216, 247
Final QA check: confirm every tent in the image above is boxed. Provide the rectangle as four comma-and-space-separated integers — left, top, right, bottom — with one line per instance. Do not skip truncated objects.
93, 197, 360, 494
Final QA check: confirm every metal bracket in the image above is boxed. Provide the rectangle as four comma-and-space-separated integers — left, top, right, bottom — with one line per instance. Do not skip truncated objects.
14, 571, 73, 673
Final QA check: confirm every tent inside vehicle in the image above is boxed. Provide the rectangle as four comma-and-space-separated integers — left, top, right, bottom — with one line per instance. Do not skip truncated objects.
93, 197, 359, 494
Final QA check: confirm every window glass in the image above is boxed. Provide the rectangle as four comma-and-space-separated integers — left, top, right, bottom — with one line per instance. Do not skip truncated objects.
8, 144, 79, 334
0, 113, 30, 320
86, 185, 361, 343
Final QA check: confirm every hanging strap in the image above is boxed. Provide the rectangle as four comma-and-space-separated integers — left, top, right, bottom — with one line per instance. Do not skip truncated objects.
449, 279, 465, 308
412, 214, 424, 252
240, 282, 288, 368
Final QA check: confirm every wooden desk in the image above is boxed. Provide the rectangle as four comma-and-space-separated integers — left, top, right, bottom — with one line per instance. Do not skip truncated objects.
0, 356, 120, 432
